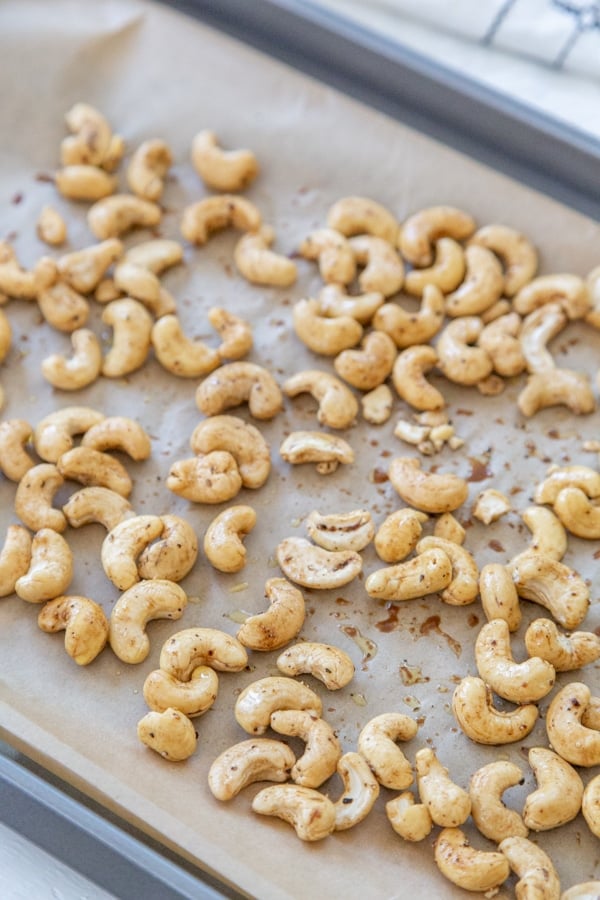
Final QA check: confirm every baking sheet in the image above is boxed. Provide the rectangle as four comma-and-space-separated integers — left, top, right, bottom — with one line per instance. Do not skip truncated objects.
0, 1, 600, 897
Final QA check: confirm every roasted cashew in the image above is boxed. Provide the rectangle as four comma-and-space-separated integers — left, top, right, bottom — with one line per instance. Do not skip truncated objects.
391, 345, 444, 411
318, 284, 384, 324
417, 749, 471, 829
237, 578, 305, 651
582, 776, 600, 839
452, 676, 538, 744
54, 165, 117, 201
348, 235, 404, 296
0, 310, 10, 365
520, 303, 567, 374
416, 536, 478, 606
554, 487, 600, 540
125, 238, 183, 274
15, 528, 73, 603
334, 330, 397, 391
113, 263, 176, 317
373, 284, 445, 349
87, 194, 161, 240
511, 552, 589, 630
166, 452, 243, 504
386, 791, 433, 842
333, 752, 380, 831
270, 709, 341, 788
305, 508, 374, 552
374, 508, 428, 563
63, 486, 134, 531
518, 368, 595, 417
283, 369, 359, 430
293, 298, 363, 356
514, 273, 590, 320
109, 579, 187, 664
499, 836, 560, 900
469, 760, 528, 842
143, 666, 218, 717
435, 827, 510, 893
481, 298, 512, 322
234, 226, 297, 287
203, 505, 256, 574
535, 464, 600, 504
42, 329, 102, 390
327, 196, 399, 243
0, 525, 32, 597
190, 415, 271, 489
400, 205, 475, 267
403, 238, 466, 296
365, 547, 452, 601
37, 281, 89, 333
437, 317, 493, 386
561, 882, 600, 900
521, 505, 567, 559
15, 463, 66, 532
445, 244, 504, 317
478, 312, 526, 377
252, 785, 336, 842
474, 618, 555, 703
37, 595, 109, 665
276, 537, 361, 589
137, 708, 197, 762
525, 619, 600, 671
151, 314, 220, 378
207, 307, 253, 361
195, 362, 282, 420
61, 103, 113, 167
137, 515, 198, 582
79, 416, 151, 461
0, 419, 35, 482
160, 627, 247, 679
358, 713, 417, 790
388, 457, 468, 513
101, 298, 153, 377
472, 488, 511, 524
191, 130, 259, 192
469, 224, 538, 296
479, 563, 522, 632
101, 515, 163, 591
58, 239, 123, 294
126, 139, 172, 200
276, 642, 354, 690
433, 511, 466, 544
0, 248, 56, 300
361, 384, 394, 424
545, 682, 600, 767
279, 430, 354, 474
523, 747, 583, 831
57, 447, 132, 497
180, 195, 261, 245
235, 676, 322, 735
208, 739, 295, 801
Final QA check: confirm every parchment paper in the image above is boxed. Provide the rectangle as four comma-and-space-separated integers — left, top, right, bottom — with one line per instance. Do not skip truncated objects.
1, 2, 599, 898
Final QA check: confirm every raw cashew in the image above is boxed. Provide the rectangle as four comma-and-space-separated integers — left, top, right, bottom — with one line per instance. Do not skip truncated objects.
545, 682, 600, 767
523, 747, 583, 831
524, 618, 600, 671
445, 245, 504, 317
434, 827, 510, 893
15, 463, 66, 532
191, 130, 259, 192
534, 464, 600, 505
333, 752, 380, 831
190, 415, 271, 489
203, 505, 256, 574
452, 676, 538, 744
101, 298, 153, 377
143, 666, 218, 717
180, 195, 261, 245
234, 226, 297, 287
237, 577, 305, 652
334, 330, 397, 391
386, 791, 433, 842
511, 552, 589, 630
469, 760, 528, 842
15, 528, 73, 603
101, 515, 163, 591
279, 430, 354, 474
373, 284, 446, 348
234, 676, 322, 735
554, 487, 600, 540
479, 563, 522, 632
126, 139, 172, 200
159, 627, 247, 679
582, 776, 600, 839
166, 452, 243, 504
276, 537, 362, 589
137, 515, 198, 582
80, 416, 151, 461
520, 303, 567, 373
61, 103, 113, 167
63, 486, 134, 531
478, 312, 526, 377
437, 317, 493, 385
400, 205, 475, 267
0, 419, 35, 482
109, 579, 187, 664
37, 595, 109, 665
472, 489, 511, 524
521, 505, 567, 559
374, 508, 428, 563
151, 314, 220, 378
208, 306, 253, 361
0, 525, 32, 597
37, 281, 89, 332
42, 329, 102, 390
327, 196, 399, 243
208, 739, 295, 801
388, 457, 468, 513
349, 234, 404, 296
499, 836, 560, 900
404, 237, 466, 296
87, 194, 161, 240
270, 709, 341, 788
293, 298, 363, 356
252, 785, 336, 841
518, 368, 595, 417
34, 406, 105, 463
305, 508, 374, 552
416, 747, 471, 827
358, 713, 417, 790
474, 618, 555, 703
416, 535, 478, 606
391, 345, 444, 411
276, 642, 354, 690
195, 362, 282, 420
55, 165, 117, 201
361, 384, 394, 424
365, 547, 453, 601
282, 369, 358, 430
514, 273, 590, 320
137, 708, 197, 762
58, 240, 123, 294
57, 447, 132, 497
318, 284, 384, 324
469, 224, 538, 296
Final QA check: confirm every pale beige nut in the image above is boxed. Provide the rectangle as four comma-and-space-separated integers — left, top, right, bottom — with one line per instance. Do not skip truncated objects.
37, 281, 90, 333
305, 508, 374, 552
151, 315, 221, 378
333, 752, 380, 831
374, 508, 428, 563
54, 165, 117, 201
561, 882, 600, 899
400, 205, 475, 267
469, 224, 538, 297
452, 676, 538, 745
293, 298, 363, 356
124, 239, 184, 275
166, 452, 243, 504
520, 302, 567, 373
476, 373, 505, 396
276, 536, 362, 590
61, 103, 113, 167
208, 739, 295, 801
582, 775, 600, 839
545, 682, 600, 767
101, 134, 126, 172
348, 234, 404, 296
499, 836, 560, 900
207, 306, 253, 361
57, 239, 123, 294
279, 430, 354, 475
42, 329, 102, 390
0, 419, 35, 482
511, 552, 589, 630
327, 196, 399, 244
237, 578, 305, 652
391, 345, 444, 411
109, 579, 187, 664
137, 515, 198, 582
586, 264, 600, 329
87, 194, 161, 240
518, 368, 595, 417
37, 595, 109, 665
445, 244, 504, 317
252, 784, 336, 842
80, 416, 151, 461
437, 316, 493, 386
388, 457, 468, 513
276, 642, 354, 690
63, 486, 134, 532
416, 748, 471, 827
195, 362, 282, 420
143, 666, 218, 718
334, 330, 397, 391
523, 747, 583, 832
0, 525, 32, 598
137, 708, 197, 762
373, 284, 446, 349
534, 464, 600, 504
101, 298, 153, 378
15, 528, 73, 603
403, 238, 465, 297
57, 447, 132, 497
203, 505, 257, 574
234, 226, 297, 287
191, 130, 259, 192
524, 618, 600, 672
235, 676, 322, 735
478, 311, 526, 377
481, 298, 512, 323
34, 406, 105, 463
416, 536, 478, 606
469, 760, 528, 842
521, 505, 568, 560
479, 563, 522, 632
127, 139, 172, 200
393, 418, 430, 448
159, 627, 248, 680
180, 195, 261, 245
358, 713, 417, 790
0, 309, 10, 365
36, 205, 67, 246
270, 709, 341, 788
474, 618, 555, 703
554, 487, 600, 540
113, 262, 176, 317
365, 547, 452, 601
190, 415, 271, 490
0, 253, 57, 300
434, 827, 510, 893
386, 791, 433, 842
514, 273, 590, 320
101, 515, 163, 591
282, 369, 358, 430
433, 512, 465, 544
361, 384, 393, 424
318, 284, 384, 324
15, 463, 66, 532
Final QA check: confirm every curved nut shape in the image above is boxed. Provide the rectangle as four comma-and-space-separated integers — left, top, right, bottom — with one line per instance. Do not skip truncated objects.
276, 642, 354, 690
305, 508, 374, 552
101, 298, 153, 378
180, 195, 261, 245
334, 330, 397, 391
208, 739, 295, 801
479, 563, 522, 632
276, 537, 362, 590
137, 515, 198, 582
109, 579, 187, 664
522, 505, 567, 560
101, 515, 164, 591
283, 369, 358, 430
386, 791, 433, 842
55, 165, 117, 202
234, 226, 297, 287
58, 240, 123, 294
388, 457, 468, 513
545, 682, 600, 767
15, 528, 73, 603
252, 785, 336, 842
37, 281, 89, 332
524, 618, 600, 672
523, 747, 583, 831
151, 314, 221, 378
362, 384, 394, 424
391, 345, 444, 411
237, 577, 305, 652
469, 760, 528, 842
478, 312, 526, 377
34, 406, 105, 462
293, 298, 363, 356
534, 464, 600, 505
126, 139, 172, 200
15, 463, 66, 532
416, 536, 478, 606
279, 431, 354, 474
87, 194, 161, 240
403, 238, 466, 296
437, 317, 493, 386
159, 627, 247, 680
445, 245, 504, 317
452, 676, 538, 745
208, 307, 253, 361
400, 205, 475, 267
137, 708, 197, 762
270, 709, 341, 788
514, 273, 590, 320
166, 452, 243, 504
0, 252, 57, 300
61, 103, 112, 166
520, 303, 567, 373
0, 419, 35, 482
469, 224, 537, 296
113, 263, 175, 316
327, 196, 399, 243
560, 882, 600, 900
37, 595, 109, 665
365, 548, 452, 601
333, 752, 380, 831
204, 505, 256, 573
80, 417, 151, 461
518, 368, 595, 418
433, 512, 466, 544
582, 775, 600, 840
191, 130, 259, 192
190, 415, 270, 489
0, 525, 32, 597
435, 827, 510, 893
554, 487, 600, 540
57, 447, 132, 498
318, 284, 384, 325
416, 748, 471, 827
511, 552, 589, 630
195, 362, 282, 420
63, 487, 134, 531
499, 836, 560, 900
124, 239, 183, 275
42, 329, 102, 390
235, 676, 322, 735
358, 712, 418, 790
474, 618, 555, 703
373, 285, 445, 349
143, 666, 218, 717
374, 508, 428, 563
349, 235, 404, 296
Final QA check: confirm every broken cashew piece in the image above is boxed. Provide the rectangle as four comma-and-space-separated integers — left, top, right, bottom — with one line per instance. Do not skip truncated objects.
511, 552, 589, 630
545, 682, 600, 767
270, 709, 341, 788
374, 508, 428, 564
276, 536, 362, 589
15, 528, 73, 603
137, 708, 197, 762
237, 578, 305, 652
499, 836, 560, 900
469, 223, 537, 296
101, 515, 164, 591
524, 618, 600, 672
327, 196, 399, 243
293, 298, 363, 356
190, 415, 271, 489
159, 627, 248, 680
57, 446, 132, 497
386, 791, 433, 842
523, 747, 583, 832
63, 486, 134, 532
279, 431, 354, 475
0, 525, 32, 597
87, 194, 161, 240
180, 195, 261, 245
137, 515, 198, 583
479, 563, 522, 632
143, 666, 218, 718
109, 579, 187, 664
0, 419, 35, 482
358, 713, 417, 790
305, 508, 374, 552
333, 752, 380, 831
203, 505, 256, 574
195, 362, 283, 420
276, 642, 354, 690
102, 298, 153, 378
433, 512, 466, 544
474, 618, 555, 703
434, 827, 510, 893
235, 676, 322, 735
388, 456, 468, 513
400, 205, 475, 267
252, 785, 336, 842
469, 760, 528, 842
452, 676, 538, 745
234, 226, 297, 287
391, 345, 444, 411
126, 139, 172, 201
472, 488, 511, 525
416, 748, 471, 827
362, 384, 393, 424
208, 739, 295, 801
191, 130, 259, 192
42, 328, 102, 390
282, 369, 358, 430
15, 463, 66, 532
151, 315, 221, 378
33, 406, 105, 463
365, 547, 452, 601
334, 330, 397, 391
37, 595, 109, 665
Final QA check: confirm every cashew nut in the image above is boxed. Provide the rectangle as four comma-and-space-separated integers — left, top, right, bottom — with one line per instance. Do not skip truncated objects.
386, 791, 433, 842
499, 835, 560, 900
403, 238, 466, 296
234, 226, 297, 287
203, 505, 256, 573
514, 273, 590, 320
252, 785, 336, 841
0, 525, 32, 597
445, 244, 504, 317
391, 345, 444, 411
63, 486, 134, 531
474, 618, 555, 703
327, 196, 399, 243
101, 298, 153, 377
58, 240, 123, 294
452, 676, 538, 744
0, 249, 56, 300
191, 130, 259, 192
109, 579, 187, 664
554, 487, 600, 540
126, 139, 172, 200
374, 508, 428, 563
137, 515, 198, 582
305, 508, 374, 552
151, 314, 221, 378
472, 488, 511, 524
334, 330, 397, 391
520, 303, 567, 374
518, 368, 595, 417
361, 384, 394, 424
33, 406, 105, 463
208, 739, 295, 801
318, 284, 384, 324
511, 552, 589, 630
87, 194, 161, 240
42, 329, 102, 390
207, 307, 253, 361
166, 452, 242, 504
523, 747, 583, 831
190, 415, 271, 489
561, 882, 600, 900
113, 262, 176, 317
545, 682, 600, 767
276, 642, 354, 690
416, 747, 471, 827
388, 457, 468, 513
195, 362, 282, 420
37, 595, 109, 665
400, 205, 475, 267
55, 165, 117, 201
415, 536, 478, 606
365, 547, 453, 601
159, 627, 247, 679
437, 317, 493, 386
15, 528, 73, 603
15, 463, 66, 532
521, 505, 567, 559
525, 618, 600, 671
333, 752, 380, 831
282, 369, 358, 430
61, 103, 114, 167
279, 430, 354, 474
57, 447, 132, 497
348, 235, 404, 296
478, 312, 526, 377
0, 419, 35, 482
180, 195, 261, 245
124, 239, 183, 275
582, 775, 600, 840
535, 464, 600, 505
469, 760, 528, 842
434, 827, 510, 893
237, 578, 305, 652
293, 298, 363, 356
433, 511, 466, 544
479, 563, 522, 632
101, 515, 163, 590
270, 709, 341, 788
37, 281, 89, 333
137, 708, 197, 762
276, 536, 362, 589
143, 666, 218, 717
234, 676, 322, 735
469, 224, 538, 296
358, 713, 417, 789
79, 416, 151, 461
373, 284, 445, 348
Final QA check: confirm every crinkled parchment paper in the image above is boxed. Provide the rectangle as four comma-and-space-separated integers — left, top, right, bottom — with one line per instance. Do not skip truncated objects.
0, 2, 599, 898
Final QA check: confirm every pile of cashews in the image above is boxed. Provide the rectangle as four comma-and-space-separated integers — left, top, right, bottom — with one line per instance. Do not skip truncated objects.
3, 101, 600, 899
